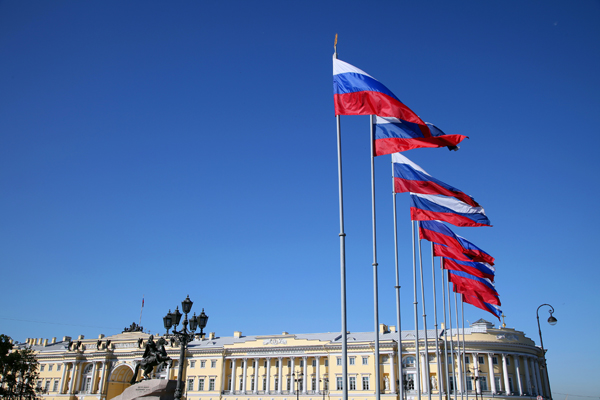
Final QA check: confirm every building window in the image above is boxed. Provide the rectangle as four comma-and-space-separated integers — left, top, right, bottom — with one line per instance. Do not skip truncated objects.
37, 380, 42, 389
230, 361, 233, 368
199, 378, 205, 391
44, 380, 51, 392
264, 361, 268, 368
239, 377, 243, 391
336, 377, 343, 391
323, 378, 329, 390
41, 365, 45, 372
228, 378, 232, 390
349, 357, 355, 365
287, 378, 291, 391
201, 360, 206, 368
57, 364, 61, 371
362, 357, 368, 365
349, 376, 356, 390
300, 360, 304, 367
252, 361, 256, 368
362, 376, 369, 390
276, 360, 279, 367
209, 378, 215, 391
336, 357, 342, 366
53, 380, 59, 392
263, 378, 267, 391
402, 357, 415, 368
274, 378, 278, 391
494, 377, 501, 392
465, 356, 470, 364
448, 376, 454, 392
49, 364, 53, 371
191, 361, 196, 368
478, 356, 485, 365
312, 378, 316, 391
480, 376, 488, 391
508, 377, 514, 393
466, 377, 473, 391
506, 357, 511, 366
251, 377, 255, 391
211, 360, 217, 368
325, 359, 329, 366
492, 356, 499, 365
312, 359, 317, 367
288, 360, 292, 368
187, 378, 194, 391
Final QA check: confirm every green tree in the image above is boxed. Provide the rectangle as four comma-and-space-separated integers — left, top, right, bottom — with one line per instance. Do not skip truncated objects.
0, 334, 44, 400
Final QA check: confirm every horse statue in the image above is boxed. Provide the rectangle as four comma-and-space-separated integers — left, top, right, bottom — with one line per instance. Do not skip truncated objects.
130, 336, 173, 384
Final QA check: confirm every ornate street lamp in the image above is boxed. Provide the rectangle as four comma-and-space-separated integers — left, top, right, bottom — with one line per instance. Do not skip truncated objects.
292, 369, 303, 400
163, 295, 209, 400
536, 304, 557, 400
468, 367, 481, 400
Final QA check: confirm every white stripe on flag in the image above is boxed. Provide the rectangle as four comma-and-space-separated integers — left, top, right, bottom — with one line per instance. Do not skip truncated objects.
333, 59, 373, 77
412, 193, 486, 215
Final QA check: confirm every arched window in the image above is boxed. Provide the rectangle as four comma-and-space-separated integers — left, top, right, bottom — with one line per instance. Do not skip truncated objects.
80, 364, 94, 393
402, 357, 416, 368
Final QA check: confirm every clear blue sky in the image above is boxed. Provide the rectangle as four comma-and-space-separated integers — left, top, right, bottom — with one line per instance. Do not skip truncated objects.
1, 1, 598, 399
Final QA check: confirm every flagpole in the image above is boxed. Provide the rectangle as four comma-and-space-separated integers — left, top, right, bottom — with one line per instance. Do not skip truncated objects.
460, 295, 468, 400
412, 220, 421, 399
417, 222, 431, 400
139, 295, 144, 327
392, 162, 403, 400
333, 36, 348, 400
440, 261, 452, 400
455, 291, 466, 400
370, 115, 381, 400
430, 244, 442, 400
446, 269, 458, 400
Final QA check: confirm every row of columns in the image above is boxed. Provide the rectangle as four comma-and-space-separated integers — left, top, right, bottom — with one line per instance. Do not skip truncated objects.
229, 355, 324, 394
56, 360, 111, 395
441, 351, 546, 397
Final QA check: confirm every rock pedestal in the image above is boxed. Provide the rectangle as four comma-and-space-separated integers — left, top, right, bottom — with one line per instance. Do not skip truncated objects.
111, 379, 177, 400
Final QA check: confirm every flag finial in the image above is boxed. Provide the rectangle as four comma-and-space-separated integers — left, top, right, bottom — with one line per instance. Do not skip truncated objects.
333, 34, 338, 58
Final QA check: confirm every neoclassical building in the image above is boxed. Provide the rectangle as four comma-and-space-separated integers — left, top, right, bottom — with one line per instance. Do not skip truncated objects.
18, 319, 550, 400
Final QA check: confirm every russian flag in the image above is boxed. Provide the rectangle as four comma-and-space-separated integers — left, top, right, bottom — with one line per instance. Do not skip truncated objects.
420, 221, 495, 264
333, 59, 424, 123
448, 270, 500, 306
392, 153, 479, 207
375, 117, 467, 155
456, 290, 502, 321
410, 193, 491, 227
443, 257, 495, 282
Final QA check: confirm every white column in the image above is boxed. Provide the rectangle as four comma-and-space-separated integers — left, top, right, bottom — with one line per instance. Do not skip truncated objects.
68, 362, 78, 394
473, 353, 481, 394
302, 356, 307, 394
266, 358, 271, 393
523, 357, 532, 395
253, 358, 259, 394
98, 361, 108, 397
290, 357, 295, 393
389, 353, 396, 393
488, 354, 496, 394
59, 362, 68, 394
421, 353, 429, 393
90, 362, 98, 393
501, 354, 510, 395
242, 358, 248, 394
456, 352, 463, 393
278, 357, 283, 394
231, 359, 237, 393
166, 359, 172, 380
534, 360, 543, 397
316, 357, 321, 394
530, 358, 539, 395
515, 356, 523, 396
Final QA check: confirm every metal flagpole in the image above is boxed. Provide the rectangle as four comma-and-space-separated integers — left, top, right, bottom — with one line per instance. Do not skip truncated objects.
392, 161, 403, 400
370, 115, 381, 400
455, 291, 466, 400
411, 221, 421, 399
440, 261, 451, 400
417, 222, 431, 400
430, 244, 442, 400
333, 36, 348, 400
446, 270, 458, 400
461, 296, 468, 400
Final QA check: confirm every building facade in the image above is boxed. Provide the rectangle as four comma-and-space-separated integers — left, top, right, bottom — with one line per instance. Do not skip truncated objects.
18, 319, 550, 400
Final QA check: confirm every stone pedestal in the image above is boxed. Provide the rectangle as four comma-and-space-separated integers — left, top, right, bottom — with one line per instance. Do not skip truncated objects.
112, 379, 177, 400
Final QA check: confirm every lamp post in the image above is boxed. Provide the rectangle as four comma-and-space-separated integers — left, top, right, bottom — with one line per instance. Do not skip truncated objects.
468, 368, 481, 400
320, 378, 328, 400
292, 369, 303, 400
536, 304, 557, 400
163, 295, 209, 400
